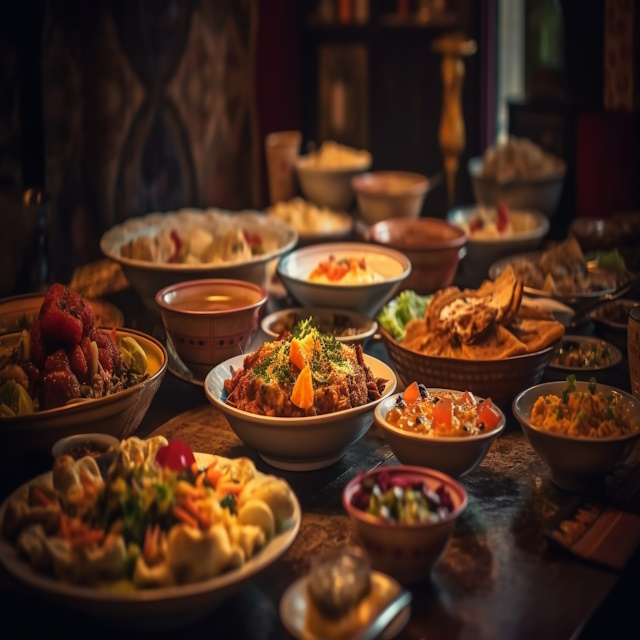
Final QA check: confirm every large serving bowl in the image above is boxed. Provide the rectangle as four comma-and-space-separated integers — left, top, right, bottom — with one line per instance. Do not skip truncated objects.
368, 217, 467, 295
0, 292, 124, 335
295, 150, 372, 211
204, 353, 397, 471
261, 306, 378, 347
100, 209, 298, 311
374, 389, 507, 477
446, 205, 549, 283
512, 380, 640, 492
155, 279, 268, 382
276, 242, 411, 318
352, 171, 430, 225
380, 327, 557, 408
342, 465, 467, 584
0, 328, 167, 470
468, 156, 565, 218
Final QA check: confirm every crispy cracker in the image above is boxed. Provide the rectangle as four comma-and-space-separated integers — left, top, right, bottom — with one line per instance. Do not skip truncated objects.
509, 317, 565, 353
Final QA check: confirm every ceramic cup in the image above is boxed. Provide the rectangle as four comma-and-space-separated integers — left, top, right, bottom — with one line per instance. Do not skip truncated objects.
629, 306, 640, 400
265, 130, 302, 205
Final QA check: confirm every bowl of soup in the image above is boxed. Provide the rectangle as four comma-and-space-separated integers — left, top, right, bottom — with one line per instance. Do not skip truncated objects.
155, 279, 268, 382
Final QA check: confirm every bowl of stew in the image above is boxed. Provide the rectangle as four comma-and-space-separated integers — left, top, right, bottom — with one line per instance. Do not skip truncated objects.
373, 382, 507, 477
589, 298, 640, 352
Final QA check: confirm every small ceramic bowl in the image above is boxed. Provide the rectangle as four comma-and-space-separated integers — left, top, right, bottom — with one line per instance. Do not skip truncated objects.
368, 217, 467, 295
276, 242, 411, 318
295, 150, 372, 211
589, 298, 640, 352
261, 307, 378, 347
342, 465, 467, 584
513, 380, 640, 492
52, 433, 121, 460
155, 279, 268, 382
545, 335, 622, 382
374, 389, 507, 477
352, 171, 430, 225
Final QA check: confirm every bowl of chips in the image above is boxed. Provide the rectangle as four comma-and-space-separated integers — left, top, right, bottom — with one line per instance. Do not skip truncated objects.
379, 267, 565, 407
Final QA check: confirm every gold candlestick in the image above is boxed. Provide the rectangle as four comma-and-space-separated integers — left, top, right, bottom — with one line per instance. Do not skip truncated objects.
432, 35, 477, 209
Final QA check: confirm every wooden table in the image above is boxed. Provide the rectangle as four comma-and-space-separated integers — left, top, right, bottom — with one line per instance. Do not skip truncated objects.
0, 287, 639, 639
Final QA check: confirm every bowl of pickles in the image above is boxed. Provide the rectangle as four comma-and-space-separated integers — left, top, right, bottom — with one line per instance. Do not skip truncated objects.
342, 464, 467, 584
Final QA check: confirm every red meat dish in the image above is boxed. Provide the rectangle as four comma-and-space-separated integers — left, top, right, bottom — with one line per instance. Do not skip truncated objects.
38, 349, 81, 410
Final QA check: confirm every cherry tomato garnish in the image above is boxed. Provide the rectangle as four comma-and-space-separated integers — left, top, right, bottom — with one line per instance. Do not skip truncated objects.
477, 398, 502, 430
155, 440, 196, 472
432, 397, 453, 429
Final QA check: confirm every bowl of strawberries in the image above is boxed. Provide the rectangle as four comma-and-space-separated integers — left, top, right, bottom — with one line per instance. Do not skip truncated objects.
0, 283, 167, 472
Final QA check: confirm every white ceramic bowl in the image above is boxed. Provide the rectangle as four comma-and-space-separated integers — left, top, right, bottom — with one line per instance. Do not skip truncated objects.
260, 307, 378, 347
512, 380, 640, 492
351, 171, 430, 225
276, 242, 411, 318
51, 433, 121, 459
468, 156, 566, 218
100, 209, 298, 312
155, 279, 268, 382
446, 205, 549, 282
342, 465, 467, 584
0, 328, 167, 469
374, 389, 507, 477
204, 353, 397, 471
295, 152, 372, 211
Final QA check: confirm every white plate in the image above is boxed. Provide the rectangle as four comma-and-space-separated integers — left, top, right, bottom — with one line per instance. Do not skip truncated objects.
280, 571, 411, 640
0, 452, 301, 630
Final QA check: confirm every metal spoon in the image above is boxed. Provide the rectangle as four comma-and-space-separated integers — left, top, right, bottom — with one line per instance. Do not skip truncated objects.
352, 588, 413, 640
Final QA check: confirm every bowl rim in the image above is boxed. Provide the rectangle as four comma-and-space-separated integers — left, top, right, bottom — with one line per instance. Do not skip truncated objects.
0, 327, 168, 423
204, 352, 397, 428
512, 379, 640, 443
155, 279, 269, 316
445, 206, 550, 244
342, 464, 468, 529
260, 306, 378, 342
51, 432, 121, 458
467, 155, 567, 184
368, 217, 467, 251
374, 389, 507, 443
351, 171, 430, 197
99, 210, 298, 273
547, 335, 623, 372
379, 326, 558, 365
276, 242, 412, 288
294, 151, 373, 174
589, 297, 640, 330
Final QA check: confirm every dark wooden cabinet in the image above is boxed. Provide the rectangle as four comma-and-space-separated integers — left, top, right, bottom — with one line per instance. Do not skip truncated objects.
299, 0, 490, 217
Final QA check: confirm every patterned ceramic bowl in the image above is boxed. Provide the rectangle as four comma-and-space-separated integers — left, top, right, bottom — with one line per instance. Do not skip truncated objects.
342, 465, 467, 584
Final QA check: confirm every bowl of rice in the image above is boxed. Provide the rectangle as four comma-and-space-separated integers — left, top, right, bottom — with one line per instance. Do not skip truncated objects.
512, 378, 640, 492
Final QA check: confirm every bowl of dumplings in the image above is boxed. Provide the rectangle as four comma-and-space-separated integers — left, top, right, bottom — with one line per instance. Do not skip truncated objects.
100, 208, 298, 312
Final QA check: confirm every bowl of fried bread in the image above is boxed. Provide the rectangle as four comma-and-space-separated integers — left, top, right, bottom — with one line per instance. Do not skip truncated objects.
380, 265, 566, 407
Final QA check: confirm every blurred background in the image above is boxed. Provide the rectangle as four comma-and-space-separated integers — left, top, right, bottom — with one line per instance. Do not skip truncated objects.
0, 0, 638, 295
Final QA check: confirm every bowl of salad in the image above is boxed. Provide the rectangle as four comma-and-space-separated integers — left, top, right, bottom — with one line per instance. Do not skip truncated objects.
342, 465, 467, 584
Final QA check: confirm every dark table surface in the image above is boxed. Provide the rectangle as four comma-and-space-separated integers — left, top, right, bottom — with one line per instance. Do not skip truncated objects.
1, 283, 640, 640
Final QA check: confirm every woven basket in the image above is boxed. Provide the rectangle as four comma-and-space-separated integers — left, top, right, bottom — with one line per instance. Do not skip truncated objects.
380, 328, 557, 408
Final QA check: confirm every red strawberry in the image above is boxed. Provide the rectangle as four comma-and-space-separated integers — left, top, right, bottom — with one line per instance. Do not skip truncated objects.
39, 369, 81, 410
44, 349, 71, 373
68, 344, 88, 381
